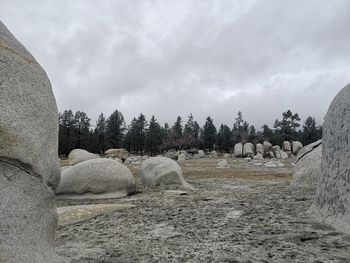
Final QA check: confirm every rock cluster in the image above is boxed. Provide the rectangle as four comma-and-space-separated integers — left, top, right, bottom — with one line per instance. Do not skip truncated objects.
233, 140, 301, 160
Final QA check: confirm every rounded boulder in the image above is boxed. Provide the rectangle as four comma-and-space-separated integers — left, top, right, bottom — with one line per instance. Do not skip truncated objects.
141, 157, 192, 189
57, 158, 135, 196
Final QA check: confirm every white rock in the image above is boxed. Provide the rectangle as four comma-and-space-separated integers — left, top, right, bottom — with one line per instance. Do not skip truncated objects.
256, 143, 264, 155
57, 158, 135, 197
217, 159, 228, 168
209, 151, 218, 158
263, 141, 273, 154
68, 149, 99, 166
198, 150, 205, 158
292, 141, 303, 155
141, 157, 192, 189
234, 143, 243, 157
243, 143, 255, 157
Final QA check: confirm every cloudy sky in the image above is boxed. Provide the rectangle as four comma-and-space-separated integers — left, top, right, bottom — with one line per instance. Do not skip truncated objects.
1, 0, 349, 128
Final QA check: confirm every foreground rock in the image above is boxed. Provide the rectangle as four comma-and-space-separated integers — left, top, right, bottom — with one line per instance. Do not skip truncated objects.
310, 84, 350, 234
0, 22, 66, 262
57, 159, 135, 198
141, 157, 192, 189
68, 149, 99, 166
292, 140, 322, 187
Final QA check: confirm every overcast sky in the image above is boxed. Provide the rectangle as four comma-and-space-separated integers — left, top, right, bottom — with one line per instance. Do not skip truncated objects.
1, 0, 349, 128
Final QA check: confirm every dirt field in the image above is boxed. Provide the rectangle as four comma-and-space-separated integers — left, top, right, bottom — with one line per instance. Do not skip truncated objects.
55, 158, 350, 262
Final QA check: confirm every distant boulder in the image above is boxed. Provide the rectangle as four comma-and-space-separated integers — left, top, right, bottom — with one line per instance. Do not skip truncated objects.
164, 150, 178, 160
292, 141, 303, 155
68, 149, 99, 166
234, 143, 243, 157
217, 159, 228, 168
256, 143, 264, 155
263, 141, 272, 156
272, 146, 282, 159
105, 148, 129, 159
198, 150, 205, 158
209, 150, 218, 158
243, 143, 255, 157
283, 141, 292, 154
141, 157, 192, 189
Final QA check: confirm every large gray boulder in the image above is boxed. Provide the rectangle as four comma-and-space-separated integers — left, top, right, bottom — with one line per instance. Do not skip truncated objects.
57, 158, 135, 197
292, 140, 322, 187
141, 157, 192, 189
68, 149, 99, 166
0, 22, 66, 262
310, 84, 350, 233
243, 143, 255, 157
233, 143, 243, 157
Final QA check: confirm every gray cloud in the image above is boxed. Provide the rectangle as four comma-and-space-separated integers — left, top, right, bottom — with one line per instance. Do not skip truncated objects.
1, 0, 349, 128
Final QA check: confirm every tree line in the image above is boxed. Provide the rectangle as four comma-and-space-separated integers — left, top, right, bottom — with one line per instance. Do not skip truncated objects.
58, 109, 323, 156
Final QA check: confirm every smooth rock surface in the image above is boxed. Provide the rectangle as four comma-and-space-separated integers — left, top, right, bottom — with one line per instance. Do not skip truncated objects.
68, 149, 99, 166
0, 21, 65, 262
310, 84, 350, 233
292, 141, 303, 155
234, 143, 243, 157
243, 143, 255, 157
283, 141, 292, 154
263, 141, 272, 155
57, 158, 135, 197
292, 140, 322, 187
141, 157, 192, 189
256, 143, 264, 155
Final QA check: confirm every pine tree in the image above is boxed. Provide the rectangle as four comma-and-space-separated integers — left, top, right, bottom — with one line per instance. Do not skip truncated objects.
302, 116, 322, 145
106, 109, 126, 149
58, 110, 76, 155
145, 116, 163, 155
202, 116, 217, 150
216, 124, 232, 152
73, 111, 91, 150
94, 113, 107, 154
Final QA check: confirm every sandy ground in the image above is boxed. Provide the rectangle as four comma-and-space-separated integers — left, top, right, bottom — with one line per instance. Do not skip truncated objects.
56, 158, 350, 262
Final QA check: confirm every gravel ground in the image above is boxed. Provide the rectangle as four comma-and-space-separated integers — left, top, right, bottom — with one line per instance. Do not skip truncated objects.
55, 158, 350, 262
